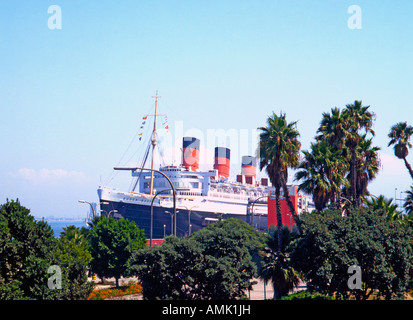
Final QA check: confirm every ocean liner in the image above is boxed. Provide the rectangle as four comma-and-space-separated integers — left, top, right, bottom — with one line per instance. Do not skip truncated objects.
97, 92, 306, 239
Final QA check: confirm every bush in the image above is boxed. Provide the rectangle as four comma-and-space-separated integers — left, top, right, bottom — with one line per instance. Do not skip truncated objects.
291, 208, 413, 300
0, 199, 94, 300
89, 216, 146, 288
281, 290, 339, 300
0, 199, 57, 299
88, 281, 143, 300
130, 219, 258, 300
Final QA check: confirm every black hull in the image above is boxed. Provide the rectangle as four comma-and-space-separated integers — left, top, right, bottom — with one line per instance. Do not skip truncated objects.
100, 201, 268, 238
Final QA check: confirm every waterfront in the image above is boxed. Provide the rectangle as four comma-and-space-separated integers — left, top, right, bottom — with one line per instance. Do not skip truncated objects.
46, 220, 88, 237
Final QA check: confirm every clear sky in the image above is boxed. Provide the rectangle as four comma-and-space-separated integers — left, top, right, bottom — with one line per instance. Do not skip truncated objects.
1, 0, 412, 218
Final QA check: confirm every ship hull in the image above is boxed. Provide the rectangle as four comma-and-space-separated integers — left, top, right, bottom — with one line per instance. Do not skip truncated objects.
100, 200, 268, 238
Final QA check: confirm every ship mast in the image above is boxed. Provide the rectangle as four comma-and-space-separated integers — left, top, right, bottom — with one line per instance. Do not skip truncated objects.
149, 90, 160, 196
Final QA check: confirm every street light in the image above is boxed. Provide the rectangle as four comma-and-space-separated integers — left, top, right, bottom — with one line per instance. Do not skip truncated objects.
165, 210, 179, 236
249, 195, 268, 229
78, 200, 109, 218
179, 205, 198, 235
114, 166, 177, 235
150, 188, 173, 247
399, 191, 405, 208
100, 209, 118, 218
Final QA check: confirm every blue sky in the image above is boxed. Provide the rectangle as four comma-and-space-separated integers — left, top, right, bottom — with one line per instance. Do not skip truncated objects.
1, 0, 412, 218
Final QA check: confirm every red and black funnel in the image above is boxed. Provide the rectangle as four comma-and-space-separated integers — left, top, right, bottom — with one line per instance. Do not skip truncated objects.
214, 147, 230, 178
182, 137, 200, 171
241, 156, 256, 177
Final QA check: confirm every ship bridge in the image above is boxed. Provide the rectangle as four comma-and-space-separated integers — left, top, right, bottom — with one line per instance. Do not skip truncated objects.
134, 165, 217, 196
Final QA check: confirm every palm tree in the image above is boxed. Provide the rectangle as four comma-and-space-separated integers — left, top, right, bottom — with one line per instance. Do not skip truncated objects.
403, 186, 413, 214
344, 135, 381, 202
316, 107, 349, 152
295, 140, 348, 211
316, 107, 352, 208
259, 226, 302, 299
343, 101, 376, 208
258, 112, 302, 250
295, 147, 332, 212
316, 102, 376, 209
363, 195, 400, 222
399, 188, 413, 226
388, 122, 413, 180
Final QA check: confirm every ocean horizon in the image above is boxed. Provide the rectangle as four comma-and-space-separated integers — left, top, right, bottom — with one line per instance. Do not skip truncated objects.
43, 220, 89, 238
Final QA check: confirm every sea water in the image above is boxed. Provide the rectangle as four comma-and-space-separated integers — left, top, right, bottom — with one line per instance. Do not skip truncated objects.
46, 220, 89, 238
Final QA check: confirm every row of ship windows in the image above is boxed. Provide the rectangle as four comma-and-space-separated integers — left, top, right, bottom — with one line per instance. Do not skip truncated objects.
143, 181, 202, 189
123, 197, 151, 203
122, 192, 201, 202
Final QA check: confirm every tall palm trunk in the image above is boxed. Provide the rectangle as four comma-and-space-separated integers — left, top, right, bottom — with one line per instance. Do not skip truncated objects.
275, 185, 283, 253
351, 148, 359, 208
273, 285, 281, 300
280, 174, 302, 235
403, 157, 413, 180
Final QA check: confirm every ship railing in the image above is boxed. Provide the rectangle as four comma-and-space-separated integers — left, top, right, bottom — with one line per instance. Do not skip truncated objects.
209, 190, 251, 201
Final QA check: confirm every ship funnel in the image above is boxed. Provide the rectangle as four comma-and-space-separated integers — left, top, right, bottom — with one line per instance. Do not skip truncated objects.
182, 137, 200, 171
241, 156, 256, 177
214, 147, 230, 178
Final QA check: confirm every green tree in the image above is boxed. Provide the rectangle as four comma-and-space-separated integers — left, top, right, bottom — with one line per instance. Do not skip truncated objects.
55, 226, 94, 299
291, 208, 413, 300
89, 216, 146, 288
316, 107, 352, 210
404, 186, 413, 214
316, 102, 376, 208
343, 101, 376, 208
295, 140, 348, 211
363, 195, 401, 223
131, 236, 203, 300
341, 135, 381, 204
316, 107, 349, 152
258, 111, 302, 250
191, 219, 258, 300
0, 199, 57, 300
212, 218, 268, 270
401, 187, 413, 228
259, 226, 302, 299
130, 219, 258, 300
353, 135, 381, 201
388, 121, 413, 180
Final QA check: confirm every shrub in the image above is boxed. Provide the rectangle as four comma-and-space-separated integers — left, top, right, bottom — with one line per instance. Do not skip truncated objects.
88, 281, 143, 300
281, 290, 339, 300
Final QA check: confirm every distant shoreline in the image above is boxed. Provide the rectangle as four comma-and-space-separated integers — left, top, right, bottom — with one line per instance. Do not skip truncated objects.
34, 217, 87, 222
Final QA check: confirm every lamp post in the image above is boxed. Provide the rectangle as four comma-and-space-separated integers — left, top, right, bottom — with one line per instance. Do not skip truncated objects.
114, 167, 177, 236
100, 209, 118, 218
165, 210, 179, 236
150, 188, 173, 247
78, 200, 109, 219
179, 205, 198, 235
399, 191, 405, 208
249, 195, 268, 229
